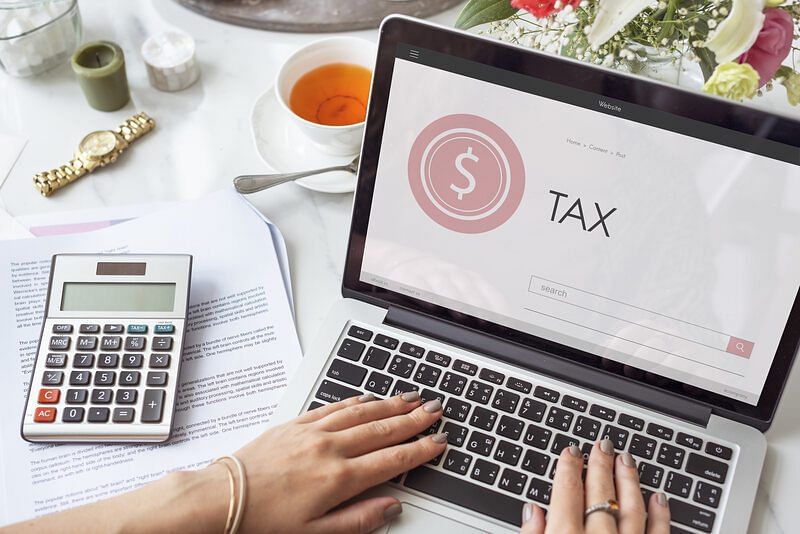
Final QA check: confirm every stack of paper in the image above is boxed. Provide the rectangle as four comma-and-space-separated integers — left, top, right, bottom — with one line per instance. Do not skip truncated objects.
0, 189, 302, 525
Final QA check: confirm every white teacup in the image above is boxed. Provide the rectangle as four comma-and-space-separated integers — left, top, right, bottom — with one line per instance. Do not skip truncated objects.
275, 37, 376, 156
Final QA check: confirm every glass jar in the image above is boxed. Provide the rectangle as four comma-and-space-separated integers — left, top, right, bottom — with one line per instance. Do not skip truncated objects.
0, 0, 82, 77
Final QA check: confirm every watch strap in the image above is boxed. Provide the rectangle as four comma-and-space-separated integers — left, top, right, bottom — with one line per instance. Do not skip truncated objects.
116, 112, 156, 143
33, 158, 89, 197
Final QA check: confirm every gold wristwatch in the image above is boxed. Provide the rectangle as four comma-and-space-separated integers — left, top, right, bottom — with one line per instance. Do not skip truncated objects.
33, 112, 156, 197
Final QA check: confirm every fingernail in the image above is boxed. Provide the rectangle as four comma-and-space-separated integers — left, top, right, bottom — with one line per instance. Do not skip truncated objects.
358, 393, 375, 403
423, 399, 442, 413
522, 502, 535, 524
432, 432, 448, 444
401, 391, 420, 402
621, 452, 636, 467
600, 438, 614, 455
567, 444, 581, 457
656, 492, 668, 507
384, 502, 403, 519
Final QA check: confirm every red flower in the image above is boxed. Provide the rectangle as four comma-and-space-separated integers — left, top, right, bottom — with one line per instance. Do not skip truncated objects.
738, 8, 794, 87
512, 0, 580, 18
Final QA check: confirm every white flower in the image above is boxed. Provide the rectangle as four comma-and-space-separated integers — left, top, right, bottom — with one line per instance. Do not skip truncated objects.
586, 0, 653, 48
705, 0, 766, 63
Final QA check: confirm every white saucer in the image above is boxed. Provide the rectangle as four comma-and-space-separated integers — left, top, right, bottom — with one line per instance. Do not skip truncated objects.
250, 86, 358, 194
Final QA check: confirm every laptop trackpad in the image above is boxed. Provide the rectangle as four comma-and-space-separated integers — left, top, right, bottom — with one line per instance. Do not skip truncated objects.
385, 503, 487, 534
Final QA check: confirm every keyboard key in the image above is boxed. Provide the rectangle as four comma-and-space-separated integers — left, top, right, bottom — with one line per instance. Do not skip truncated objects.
497, 415, 525, 441
443, 450, 473, 475
347, 325, 373, 341
471, 458, 500, 485
618, 413, 645, 431
676, 432, 703, 451
413, 364, 441, 387
374, 334, 399, 350
419, 388, 445, 405
470, 406, 498, 432
141, 390, 165, 423
629, 434, 657, 460
49, 336, 70, 350
116, 389, 137, 404
38, 388, 60, 403
589, 404, 616, 421
638, 462, 664, 488
122, 354, 143, 368
523, 425, 552, 450
390, 380, 418, 396
147, 372, 169, 387
664, 471, 693, 498
479, 368, 505, 385
534, 386, 559, 403
88, 407, 110, 423
465, 381, 494, 404
94, 371, 115, 386
149, 354, 170, 368
336, 339, 365, 361
601, 425, 629, 450
77, 336, 98, 351
521, 450, 550, 476
492, 390, 520, 414
53, 324, 73, 333
686, 453, 728, 484
307, 401, 324, 411
467, 431, 496, 456
527, 478, 552, 505
364, 371, 393, 395
494, 440, 523, 466
45, 353, 66, 368
124, 336, 146, 351
127, 324, 147, 334
399, 341, 424, 358
65, 389, 87, 404
561, 395, 588, 412
153, 336, 172, 351
91, 389, 113, 404
573, 415, 601, 440
551, 433, 580, 455
100, 336, 122, 351
444, 398, 471, 422
657, 443, 686, 469
440, 372, 467, 395
506, 376, 532, 394
62, 407, 84, 423
443, 422, 469, 447
33, 407, 57, 423
498, 468, 527, 495
316, 379, 361, 403
545, 406, 574, 432
426, 351, 451, 367
154, 324, 175, 334
363, 347, 390, 369
388, 355, 416, 378
119, 371, 140, 386
70, 370, 91, 385
73, 353, 94, 368
646, 422, 673, 441
405, 467, 525, 526
519, 398, 546, 423
113, 408, 135, 423
98, 354, 119, 368
42, 371, 64, 386
103, 324, 124, 334
423, 419, 442, 436
705, 442, 733, 461
79, 324, 100, 334
453, 359, 478, 376
326, 358, 367, 386
669, 498, 716, 533
694, 481, 722, 509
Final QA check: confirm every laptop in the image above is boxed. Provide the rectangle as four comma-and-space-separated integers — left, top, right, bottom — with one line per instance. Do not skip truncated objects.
275, 15, 800, 534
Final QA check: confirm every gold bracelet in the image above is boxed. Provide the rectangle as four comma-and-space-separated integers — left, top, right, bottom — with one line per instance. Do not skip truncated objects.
213, 459, 236, 534
213, 455, 248, 534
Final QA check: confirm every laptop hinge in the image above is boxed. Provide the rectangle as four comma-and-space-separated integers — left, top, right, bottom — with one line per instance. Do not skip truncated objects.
384, 306, 712, 427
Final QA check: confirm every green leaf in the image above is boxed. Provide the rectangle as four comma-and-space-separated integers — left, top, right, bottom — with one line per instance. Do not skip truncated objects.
693, 46, 717, 82
455, 0, 518, 30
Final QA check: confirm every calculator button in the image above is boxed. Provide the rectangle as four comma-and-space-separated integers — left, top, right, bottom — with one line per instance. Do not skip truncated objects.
147, 372, 168, 387
87, 407, 110, 423
73, 353, 95, 368
38, 388, 60, 403
100, 336, 122, 351
98, 354, 119, 368
152, 337, 173, 351
142, 390, 165, 423
79, 324, 100, 334
49, 336, 70, 350
116, 389, 137, 404
42, 371, 64, 385
77, 336, 98, 351
113, 408, 136, 423
52, 324, 73, 333
122, 354, 143, 368
66, 389, 88, 404
119, 371, 141, 385
149, 354, 170, 368
124, 337, 146, 351
103, 324, 124, 334
91, 389, 113, 404
45, 353, 67, 368
154, 324, 175, 334
94, 371, 116, 386
34, 407, 57, 423
127, 325, 148, 334
62, 407, 84, 423
70, 371, 91, 385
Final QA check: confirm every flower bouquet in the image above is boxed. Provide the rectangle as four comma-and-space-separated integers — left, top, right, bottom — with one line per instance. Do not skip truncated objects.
455, 0, 800, 105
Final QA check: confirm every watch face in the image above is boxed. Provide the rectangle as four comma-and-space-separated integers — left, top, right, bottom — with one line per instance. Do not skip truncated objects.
79, 131, 118, 157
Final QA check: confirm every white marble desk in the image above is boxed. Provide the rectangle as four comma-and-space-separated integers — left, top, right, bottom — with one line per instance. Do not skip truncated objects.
0, 2, 797, 532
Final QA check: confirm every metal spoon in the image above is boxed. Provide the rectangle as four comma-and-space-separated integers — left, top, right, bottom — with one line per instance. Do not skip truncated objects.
233, 156, 360, 194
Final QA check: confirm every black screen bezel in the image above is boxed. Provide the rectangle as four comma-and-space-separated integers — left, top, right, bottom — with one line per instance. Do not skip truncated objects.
343, 16, 800, 427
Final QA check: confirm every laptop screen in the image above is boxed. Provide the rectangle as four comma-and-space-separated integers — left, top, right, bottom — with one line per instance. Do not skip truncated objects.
359, 44, 800, 407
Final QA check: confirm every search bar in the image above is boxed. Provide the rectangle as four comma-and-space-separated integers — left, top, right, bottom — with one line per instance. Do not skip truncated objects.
527, 275, 754, 360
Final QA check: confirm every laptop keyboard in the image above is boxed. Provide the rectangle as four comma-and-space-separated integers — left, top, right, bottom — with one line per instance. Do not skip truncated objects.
309, 324, 734, 533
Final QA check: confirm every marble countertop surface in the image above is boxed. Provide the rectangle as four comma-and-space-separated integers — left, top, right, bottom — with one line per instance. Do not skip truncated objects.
0, 1, 797, 532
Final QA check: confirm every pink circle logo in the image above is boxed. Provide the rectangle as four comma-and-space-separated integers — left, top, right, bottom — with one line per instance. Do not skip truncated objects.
408, 114, 525, 234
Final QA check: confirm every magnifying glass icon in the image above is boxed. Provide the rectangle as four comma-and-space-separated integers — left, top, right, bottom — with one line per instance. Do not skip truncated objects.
735, 342, 745, 352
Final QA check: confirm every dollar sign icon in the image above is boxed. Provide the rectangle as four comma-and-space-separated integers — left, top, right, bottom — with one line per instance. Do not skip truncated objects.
450, 146, 478, 200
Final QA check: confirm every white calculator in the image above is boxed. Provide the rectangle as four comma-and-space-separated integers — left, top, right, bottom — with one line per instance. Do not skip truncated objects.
21, 254, 193, 443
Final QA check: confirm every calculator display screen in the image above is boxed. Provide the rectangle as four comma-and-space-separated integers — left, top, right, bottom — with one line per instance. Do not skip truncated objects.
60, 283, 176, 312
